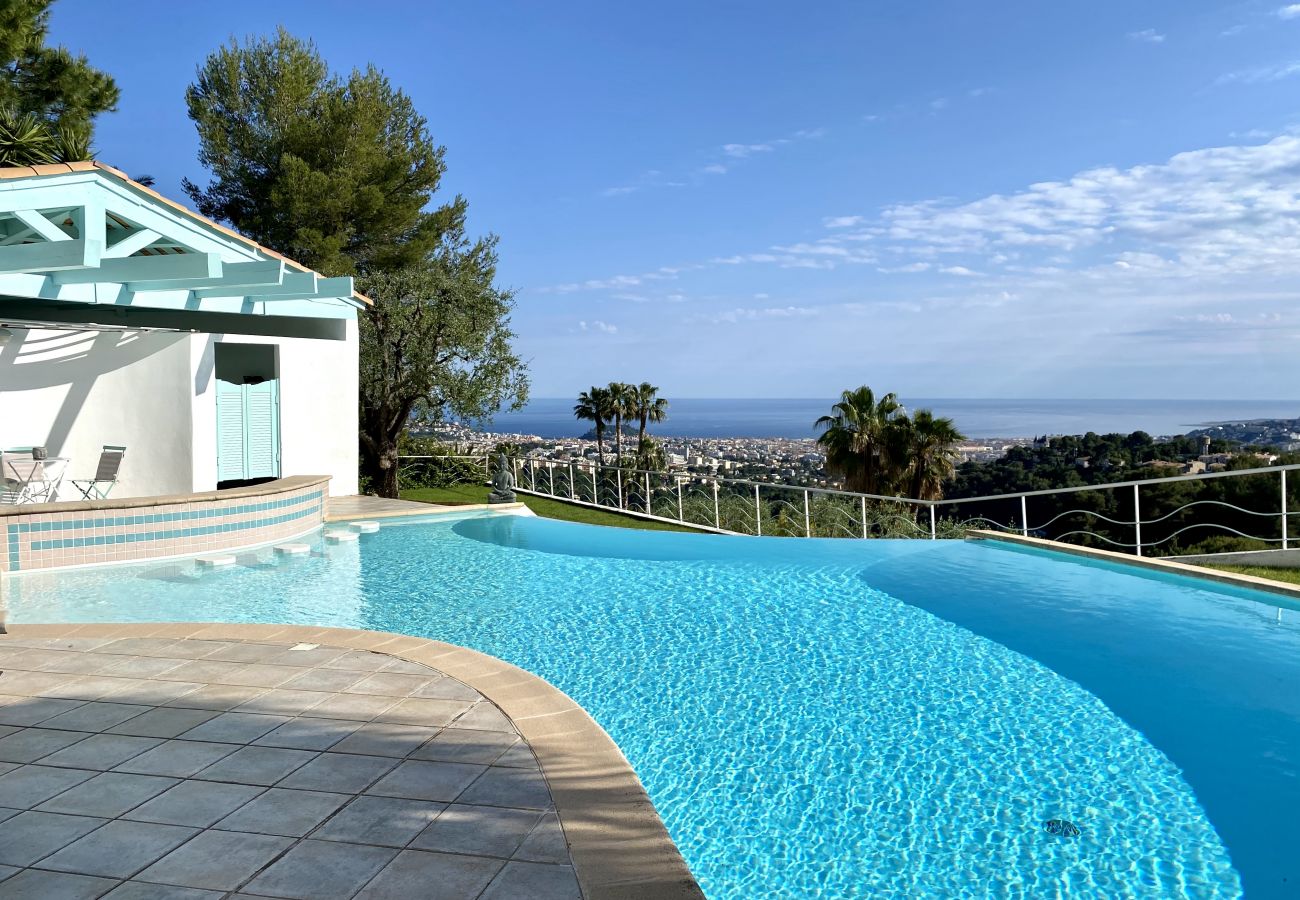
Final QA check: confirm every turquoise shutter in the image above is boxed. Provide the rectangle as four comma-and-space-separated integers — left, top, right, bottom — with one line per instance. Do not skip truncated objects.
244, 380, 280, 479
216, 380, 247, 482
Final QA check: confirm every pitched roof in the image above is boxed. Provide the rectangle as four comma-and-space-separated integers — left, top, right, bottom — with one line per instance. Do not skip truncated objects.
0, 161, 372, 305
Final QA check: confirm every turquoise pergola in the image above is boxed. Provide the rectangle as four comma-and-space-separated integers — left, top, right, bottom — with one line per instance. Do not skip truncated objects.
0, 162, 366, 338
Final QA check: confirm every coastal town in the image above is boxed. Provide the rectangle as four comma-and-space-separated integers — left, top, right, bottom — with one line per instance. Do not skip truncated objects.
425, 420, 1028, 488
424, 415, 1300, 490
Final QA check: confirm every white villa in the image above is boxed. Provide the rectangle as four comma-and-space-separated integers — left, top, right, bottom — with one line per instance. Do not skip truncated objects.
0, 162, 361, 500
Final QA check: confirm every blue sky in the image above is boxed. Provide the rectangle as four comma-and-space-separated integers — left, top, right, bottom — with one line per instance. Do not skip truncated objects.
49, 0, 1300, 399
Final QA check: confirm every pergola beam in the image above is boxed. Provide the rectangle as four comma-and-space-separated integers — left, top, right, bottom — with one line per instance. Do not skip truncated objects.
13, 209, 71, 243
103, 228, 161, 259
52, 251, 222, 285
249, 275, 353, 302
129, 259, 285, 293
196, 270, 317, 299
0, 238, 101, 274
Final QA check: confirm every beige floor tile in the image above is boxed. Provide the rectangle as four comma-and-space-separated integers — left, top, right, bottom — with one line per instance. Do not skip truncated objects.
354, 848, 503, 900
244, 839, 396, 900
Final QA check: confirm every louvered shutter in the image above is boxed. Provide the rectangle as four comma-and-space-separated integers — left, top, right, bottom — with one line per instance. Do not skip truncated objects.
244, 380, 280, 479
216, 380, 247, 482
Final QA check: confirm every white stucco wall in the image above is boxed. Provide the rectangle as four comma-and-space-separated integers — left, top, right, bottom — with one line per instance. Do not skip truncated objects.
0, 327, 195, 497
1, 322, 359, 500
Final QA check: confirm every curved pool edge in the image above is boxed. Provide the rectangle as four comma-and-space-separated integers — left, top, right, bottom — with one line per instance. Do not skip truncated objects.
6, 620, 704, 900
969, 530, 1300, 602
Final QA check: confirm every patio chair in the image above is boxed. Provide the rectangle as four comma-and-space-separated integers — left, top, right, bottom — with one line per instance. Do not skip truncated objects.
70, 445, 126, 501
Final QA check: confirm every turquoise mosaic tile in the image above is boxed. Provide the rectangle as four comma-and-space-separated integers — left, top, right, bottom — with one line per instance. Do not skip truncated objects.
4, 490, 324, 572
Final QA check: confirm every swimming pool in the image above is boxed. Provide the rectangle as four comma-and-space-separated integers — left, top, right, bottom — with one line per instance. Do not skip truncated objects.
6, 511, 1298, 898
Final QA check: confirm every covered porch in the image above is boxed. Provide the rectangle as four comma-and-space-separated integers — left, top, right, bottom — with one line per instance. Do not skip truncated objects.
0, 162, 365, 505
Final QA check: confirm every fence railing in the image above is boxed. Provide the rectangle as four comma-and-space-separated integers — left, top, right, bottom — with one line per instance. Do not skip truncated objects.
499, 456, 1299, 556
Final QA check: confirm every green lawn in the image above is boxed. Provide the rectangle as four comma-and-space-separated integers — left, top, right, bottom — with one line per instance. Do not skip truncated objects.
1203, 564, 1300, 586
400, 484, 699, 532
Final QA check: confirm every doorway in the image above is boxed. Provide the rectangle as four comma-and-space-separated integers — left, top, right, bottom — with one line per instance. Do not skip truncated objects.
215, 343, 280, 488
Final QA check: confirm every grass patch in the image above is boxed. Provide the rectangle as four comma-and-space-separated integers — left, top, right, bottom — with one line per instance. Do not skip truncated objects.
400, 485, 700, 532
1203, 564, 1300, 586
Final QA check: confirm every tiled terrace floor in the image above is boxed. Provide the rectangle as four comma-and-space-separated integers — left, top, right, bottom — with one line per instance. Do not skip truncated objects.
0, 635, 579, 899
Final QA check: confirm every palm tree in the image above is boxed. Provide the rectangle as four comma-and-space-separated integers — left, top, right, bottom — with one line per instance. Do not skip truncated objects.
899, 410, 965, 501
631, 382, 669, 449
814, 386, 905, 494
0, 107, 94, 167
607, 382, 634, 464
574, 386, 613, 462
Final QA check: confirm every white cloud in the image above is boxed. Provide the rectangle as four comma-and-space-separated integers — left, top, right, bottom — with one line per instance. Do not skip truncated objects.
1127, 28, 1166, 43
824, 215, 866, 228
601, 186, 637, 197
1220, 23, 1247, 36
1278, 3, 1300, 17
543, 265, 699, 294
1217, 59, 1300, 84
578, 320, 618, 334
690, 306, 819, 325
929, 98, 949, 110
722, 142, 773, 159
862, 135, 1300, 279
877, 262, 931, 274
700, 163, 728, 175
939, 265, 981, 276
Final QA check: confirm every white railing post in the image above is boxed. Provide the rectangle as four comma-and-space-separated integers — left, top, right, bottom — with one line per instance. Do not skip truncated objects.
548, 463, 554, 497
1283, 469, 1289, 551
803, 489, 811, 537
754, 484, 762, 536
713, 481, 720, 530
929, 505, 937, 540
1133, 483, 1142, 556
569, 463, 575, 500
616, 469, 623, 510
861, 495, 868, 539
1020, 496, 1028, 537
677, 477, 684, 523
645, 472, 652, 515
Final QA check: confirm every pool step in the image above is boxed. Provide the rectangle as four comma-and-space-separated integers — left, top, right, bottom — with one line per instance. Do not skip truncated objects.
273, 543, 311, 557
195, 555, 236, 568
351, 521, 381, 533
325, 530, 359, 543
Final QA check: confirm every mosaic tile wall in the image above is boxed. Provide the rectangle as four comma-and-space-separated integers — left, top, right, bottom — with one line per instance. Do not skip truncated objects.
2, 479, 327, 572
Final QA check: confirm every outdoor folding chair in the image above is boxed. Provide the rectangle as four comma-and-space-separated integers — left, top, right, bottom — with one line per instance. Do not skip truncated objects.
70, 445, 126, 501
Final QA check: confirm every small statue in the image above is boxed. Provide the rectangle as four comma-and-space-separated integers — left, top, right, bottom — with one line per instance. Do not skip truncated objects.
488, 453, 517, 503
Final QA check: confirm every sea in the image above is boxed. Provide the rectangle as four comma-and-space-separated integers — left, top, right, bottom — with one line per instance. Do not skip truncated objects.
479, 398, 1300, 441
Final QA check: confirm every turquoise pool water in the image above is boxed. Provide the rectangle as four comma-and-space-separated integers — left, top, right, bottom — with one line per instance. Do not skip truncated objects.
7, 511, 1300, 898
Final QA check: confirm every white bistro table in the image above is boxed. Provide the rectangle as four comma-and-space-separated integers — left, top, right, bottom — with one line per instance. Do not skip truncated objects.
0, 454, 70, 504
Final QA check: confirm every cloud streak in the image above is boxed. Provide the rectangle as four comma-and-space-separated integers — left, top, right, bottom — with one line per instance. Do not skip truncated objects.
1127, 28, 1166, 43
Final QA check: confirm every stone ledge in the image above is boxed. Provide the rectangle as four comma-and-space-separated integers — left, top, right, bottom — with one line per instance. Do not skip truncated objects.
0, 475, 332, 518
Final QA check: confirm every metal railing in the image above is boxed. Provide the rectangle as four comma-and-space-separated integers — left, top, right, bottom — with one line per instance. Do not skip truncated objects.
500, 456, 1299, 556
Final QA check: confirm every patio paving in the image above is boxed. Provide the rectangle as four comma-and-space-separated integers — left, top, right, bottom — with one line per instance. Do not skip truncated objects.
0, 635, 579, 899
